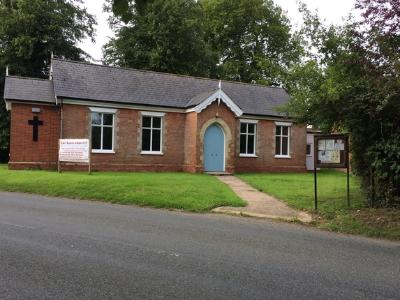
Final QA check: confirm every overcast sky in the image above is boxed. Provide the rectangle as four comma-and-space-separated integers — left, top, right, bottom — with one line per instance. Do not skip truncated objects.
79, 0, 357, 62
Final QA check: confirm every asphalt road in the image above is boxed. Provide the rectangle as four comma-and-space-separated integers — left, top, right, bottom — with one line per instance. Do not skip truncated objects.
0, 192, 399, 300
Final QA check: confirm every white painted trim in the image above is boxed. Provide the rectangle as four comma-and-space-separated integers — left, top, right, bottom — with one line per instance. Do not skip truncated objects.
90, 112, 115, 152
140, 111, 166, 117
187, 89, 243, 117
5, 101, 11, 111
240, 115, 293, 121
275, 121, 292, 126
62, 99, 185, 113
5, 100, 54, 107
275, 123, 291, 157
89, 107, 117, 114
140, 114, 164, 153
140, 151, 164, 156
239, 118, 258, 124
92, 150, 115, 154
239, 154, 258, 158
239, 121, 257, 156
55, 99, 290, 120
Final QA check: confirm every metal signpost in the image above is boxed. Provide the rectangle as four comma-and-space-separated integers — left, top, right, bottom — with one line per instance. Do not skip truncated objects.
58, 139, 91, 174
313, 134, 350, 210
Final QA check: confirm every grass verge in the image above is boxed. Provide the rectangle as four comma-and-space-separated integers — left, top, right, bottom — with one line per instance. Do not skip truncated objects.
238, 170, 400, 240
0, 165, 245, 212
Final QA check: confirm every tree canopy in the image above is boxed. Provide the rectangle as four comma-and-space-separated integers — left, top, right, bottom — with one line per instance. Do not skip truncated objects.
104, 0, 216, 77
286, 0, 400, 207
0, 0, 96, 152
202, 0, 302, 85
104, 0, 302, 84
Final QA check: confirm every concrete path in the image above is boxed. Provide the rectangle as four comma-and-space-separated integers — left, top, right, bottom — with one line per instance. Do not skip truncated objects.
213, 176, 312, 223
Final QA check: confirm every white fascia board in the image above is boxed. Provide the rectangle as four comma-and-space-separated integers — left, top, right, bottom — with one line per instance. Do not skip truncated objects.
239, 118, 258, 124
141, 111, 166, 117
189, 89, 243, 117
62, 99, 185, 113
89, 107, 117, 114
275, 121, 293, 126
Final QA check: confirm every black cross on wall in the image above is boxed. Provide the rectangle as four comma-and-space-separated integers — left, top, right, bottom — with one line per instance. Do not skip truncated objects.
28, 116, 43, 142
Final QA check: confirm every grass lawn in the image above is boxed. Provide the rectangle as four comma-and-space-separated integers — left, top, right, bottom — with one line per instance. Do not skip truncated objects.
0, 165, 245, 212
239, 170, 400, 240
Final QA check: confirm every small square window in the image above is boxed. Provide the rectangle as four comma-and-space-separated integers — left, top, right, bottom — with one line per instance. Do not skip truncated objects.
306, 144, 312, 156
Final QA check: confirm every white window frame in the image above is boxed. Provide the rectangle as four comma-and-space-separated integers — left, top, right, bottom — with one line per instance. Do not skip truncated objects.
140, 111, 165, 155
239, 119, 258, 157
90, 108, 116, 154
275, 122, 292, 158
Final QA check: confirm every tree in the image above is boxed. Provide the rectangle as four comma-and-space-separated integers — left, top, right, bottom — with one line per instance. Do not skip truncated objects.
202, 0, 303, 85
105, 0, 302, 84
104, 0, 216, 77
286, 0, 400, 207
0, 0, 96, 154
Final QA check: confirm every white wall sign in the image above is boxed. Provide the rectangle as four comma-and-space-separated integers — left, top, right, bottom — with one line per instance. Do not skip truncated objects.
59, 139, 90, 163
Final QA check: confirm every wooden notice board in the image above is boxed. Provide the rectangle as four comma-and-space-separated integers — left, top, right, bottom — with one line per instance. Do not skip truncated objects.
314, 134, 349, 169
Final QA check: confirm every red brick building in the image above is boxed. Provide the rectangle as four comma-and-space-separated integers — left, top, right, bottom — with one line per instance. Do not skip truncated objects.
3, 59, 306, 173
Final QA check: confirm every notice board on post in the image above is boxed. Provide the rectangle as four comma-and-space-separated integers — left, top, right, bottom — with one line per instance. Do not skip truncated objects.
59, 139, 90, 163
58, 139, 92, 174
314, 134, 349, 169
313, 134, 350, 210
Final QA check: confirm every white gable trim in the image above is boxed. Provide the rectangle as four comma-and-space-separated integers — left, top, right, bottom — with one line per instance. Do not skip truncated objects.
187, 89, 243, 117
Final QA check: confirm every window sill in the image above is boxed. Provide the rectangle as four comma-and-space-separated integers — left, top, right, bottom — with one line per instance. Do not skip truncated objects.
92, 150, 115, 154
140, 151, 164, 156
239, 154, 258, 158
275, 155, 291, 159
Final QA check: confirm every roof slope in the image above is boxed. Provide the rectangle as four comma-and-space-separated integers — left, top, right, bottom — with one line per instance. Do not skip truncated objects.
51, 59, 289, 117
4, 77, 55, 103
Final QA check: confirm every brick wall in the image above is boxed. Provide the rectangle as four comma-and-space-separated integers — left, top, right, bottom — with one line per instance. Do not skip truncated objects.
196, 101, 307, 173
8, 102, 306, 173
61, 104, 185, 172
9, 103, 60, 170
234, 121, 307, 173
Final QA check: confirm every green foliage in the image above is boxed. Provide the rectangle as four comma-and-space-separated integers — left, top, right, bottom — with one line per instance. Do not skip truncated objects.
0, 165, 245, 212
104, 0, 216, 77
0, 0, 96, 75
0, 0, 96, 151
285, 0, 400, 208
202, 0, 302, 85
105, 0, 302, 83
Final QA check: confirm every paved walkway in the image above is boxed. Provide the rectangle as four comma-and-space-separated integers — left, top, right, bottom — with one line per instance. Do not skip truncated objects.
213, 176, 312, 223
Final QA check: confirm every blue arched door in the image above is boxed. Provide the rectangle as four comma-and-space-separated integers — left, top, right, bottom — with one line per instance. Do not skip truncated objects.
204, 124, 225, 172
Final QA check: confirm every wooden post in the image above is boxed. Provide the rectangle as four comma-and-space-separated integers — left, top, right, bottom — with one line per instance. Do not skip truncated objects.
88, 138, 92, 175
314, 165, 318, 211
58, 139, 61, 173
346, 136, 350, 207
313, 135, 318, 211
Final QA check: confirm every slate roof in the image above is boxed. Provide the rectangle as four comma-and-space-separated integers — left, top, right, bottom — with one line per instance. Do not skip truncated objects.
4, 76, 55, 103
5, 59, 291, 117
